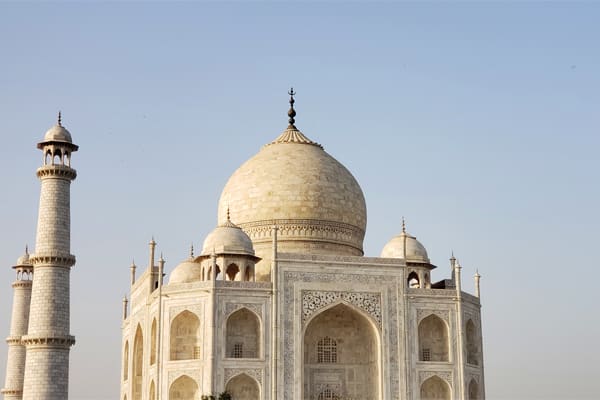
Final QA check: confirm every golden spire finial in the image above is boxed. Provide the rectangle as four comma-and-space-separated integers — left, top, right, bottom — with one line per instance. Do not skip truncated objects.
57, 111, 62, 127
190, 243, 194, 258
226, 206, 231, 222
287, 87, 297, 128
402, 216, 406, 233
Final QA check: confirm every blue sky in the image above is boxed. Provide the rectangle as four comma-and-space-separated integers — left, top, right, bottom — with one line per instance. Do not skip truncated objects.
0, 2, 599, 399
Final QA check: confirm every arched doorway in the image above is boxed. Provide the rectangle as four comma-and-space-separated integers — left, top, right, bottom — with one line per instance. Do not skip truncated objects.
132, 325, 143, 400
170, 311, 201, 360
303, 303, 379, 400
418, 315, 449, 361
225, 373, 260, 400
226, 308, 260, 358
169, 375, 199, 400
420, 375, 450, 400
468, 378, 480, 400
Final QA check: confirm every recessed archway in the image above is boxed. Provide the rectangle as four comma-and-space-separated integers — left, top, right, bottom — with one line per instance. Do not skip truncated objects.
225, 373, 260, 400
169, 375, 198, 400
303, 303, 379, 400
170, 310, 201, 360
226, 308, 260, 358
418, 314, 449, 362
420, 375, 451, 400
132, 325, 143, 400
468, 378, 480, 400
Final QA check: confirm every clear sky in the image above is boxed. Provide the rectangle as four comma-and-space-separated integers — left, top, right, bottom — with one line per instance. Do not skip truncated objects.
0, 2, 599, 399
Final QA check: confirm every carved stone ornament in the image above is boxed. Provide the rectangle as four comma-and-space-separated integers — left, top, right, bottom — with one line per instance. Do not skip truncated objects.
302, 290, 382, 326
417, 308, 450, 324
419, 370, 452, 385
225, 302, 263, 319
224, 368, 263, 385
169, 305, 203, 323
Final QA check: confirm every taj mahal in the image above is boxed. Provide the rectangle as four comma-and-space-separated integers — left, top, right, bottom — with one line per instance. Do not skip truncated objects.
2, 91, 485, 400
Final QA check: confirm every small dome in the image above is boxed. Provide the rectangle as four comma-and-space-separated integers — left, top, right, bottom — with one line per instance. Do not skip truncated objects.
43, 124, 73, 143
201, 218, 255, 257
15, 251, 31, 267
381, 231, 430, 263
169, 259, 203, 284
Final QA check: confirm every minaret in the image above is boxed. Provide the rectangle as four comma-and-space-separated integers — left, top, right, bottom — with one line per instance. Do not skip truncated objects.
21, 114, 78, 400
1, 248, 34, 400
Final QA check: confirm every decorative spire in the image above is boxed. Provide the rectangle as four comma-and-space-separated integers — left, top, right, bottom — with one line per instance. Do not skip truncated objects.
226, 206, 231, 222
402, 217, 406, 233
287, 87, 296, 128
57, 111, 62, 127
25, 244, 29, 255
189, 243, 194, 259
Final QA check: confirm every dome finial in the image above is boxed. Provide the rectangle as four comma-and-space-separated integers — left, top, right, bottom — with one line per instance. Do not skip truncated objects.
190, 243, 194, 259
226, 206, 231, 222
57, 111, 62, 127
25, 244, 29, 255
402, 216, 406, 233
287, 87, 297, 128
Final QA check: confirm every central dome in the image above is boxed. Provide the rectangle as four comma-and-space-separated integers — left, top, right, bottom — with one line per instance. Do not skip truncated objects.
218, 124, 367, 280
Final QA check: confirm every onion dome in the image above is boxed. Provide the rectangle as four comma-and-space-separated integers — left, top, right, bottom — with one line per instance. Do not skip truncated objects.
381, 220, 431, 264
218, 90, 366, 274
201, 211, 256, 257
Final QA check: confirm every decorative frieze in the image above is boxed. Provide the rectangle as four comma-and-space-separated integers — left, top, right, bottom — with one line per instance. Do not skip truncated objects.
225, 302, 263, 319
417, 309, 450, 324
302, 290, 381, 326
418, 370, 452, 385
223, 368, 262, 385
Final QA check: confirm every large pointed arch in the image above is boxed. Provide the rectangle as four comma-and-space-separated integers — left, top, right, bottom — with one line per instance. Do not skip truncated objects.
132, 325, 143, 400
418, 314, 449, 361
123, 341, 129, 381
170, 310, 201, 360
169, 375, 199, 400
225, 373, 260, 400
226, 307, 260, 358
420, 375, 451, 400
466, 319, 479, 365
303, 303, 380, 400
150, 318, 157, 365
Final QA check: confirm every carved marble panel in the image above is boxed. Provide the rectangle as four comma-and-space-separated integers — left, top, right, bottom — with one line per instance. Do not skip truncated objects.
418, 370, 452, 385
224, 368, 263, 385
225, 302, 263, 319
302, 290, 381, 326
417, 309, 450, 324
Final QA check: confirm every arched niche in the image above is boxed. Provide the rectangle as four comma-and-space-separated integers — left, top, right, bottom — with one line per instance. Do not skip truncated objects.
226, 308, 260, 358
123, 341, 129, 381
418, 314, 449, 362
150, 318, 157, 365
468, 378, 480, 400
420, 375, 451, 400
132, 325, 143, 400
226, 263, 240, 281
466, 319, 479, 365
303, 303, 379, 400
170, 310, 201, 360
169, 375, 199, 400
149, 380, 156, 400
225, 373, 260, 400
408, 271, 420, 288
